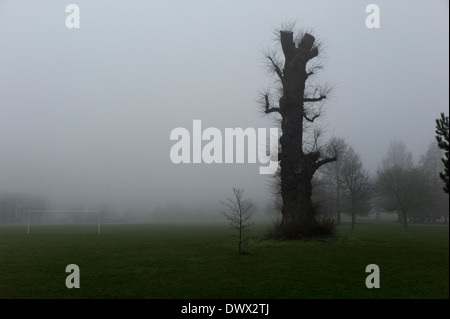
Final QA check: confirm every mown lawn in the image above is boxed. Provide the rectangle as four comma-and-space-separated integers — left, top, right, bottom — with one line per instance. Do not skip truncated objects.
0, 222, 448, 299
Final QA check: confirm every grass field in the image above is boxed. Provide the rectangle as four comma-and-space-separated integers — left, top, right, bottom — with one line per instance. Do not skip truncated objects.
0, 222, 448, 299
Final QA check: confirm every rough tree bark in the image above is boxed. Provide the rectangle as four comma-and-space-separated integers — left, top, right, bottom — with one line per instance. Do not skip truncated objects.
264, 30, 336, 236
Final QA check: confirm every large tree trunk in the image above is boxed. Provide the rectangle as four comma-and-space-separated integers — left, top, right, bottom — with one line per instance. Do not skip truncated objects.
351, 206, 356, 230
375, 211, 381, 221
402, 210, 408, 227
280, 155, 319, 230
263, 30, 336, 238
277, 31, 332, 236
336, 179, 341, 225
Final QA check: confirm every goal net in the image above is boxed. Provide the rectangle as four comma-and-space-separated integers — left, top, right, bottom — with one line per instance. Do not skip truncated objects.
27, 210, 102, 234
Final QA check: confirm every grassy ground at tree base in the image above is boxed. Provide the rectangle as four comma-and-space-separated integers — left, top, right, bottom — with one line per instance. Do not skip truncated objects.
0, 222, 448, 299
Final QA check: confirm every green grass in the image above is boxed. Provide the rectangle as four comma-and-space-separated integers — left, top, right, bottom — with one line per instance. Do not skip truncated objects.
0, 222, 448, 299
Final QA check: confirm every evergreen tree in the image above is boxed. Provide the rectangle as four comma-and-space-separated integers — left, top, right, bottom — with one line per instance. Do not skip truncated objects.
435, 113, 449, 193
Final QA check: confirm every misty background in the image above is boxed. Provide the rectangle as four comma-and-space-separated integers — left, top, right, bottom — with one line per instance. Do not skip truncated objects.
0, 1, 448, 222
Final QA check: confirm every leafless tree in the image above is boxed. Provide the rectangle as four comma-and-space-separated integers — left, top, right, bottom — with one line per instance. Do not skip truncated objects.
0, 192, 50, 224
375, 141, 430, 227
221, 188, 253, 253
318, 137, 350, 225
342, 147, 372, 230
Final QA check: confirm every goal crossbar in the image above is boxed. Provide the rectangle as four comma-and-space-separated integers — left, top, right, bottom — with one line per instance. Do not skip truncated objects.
27, 210, 102, 234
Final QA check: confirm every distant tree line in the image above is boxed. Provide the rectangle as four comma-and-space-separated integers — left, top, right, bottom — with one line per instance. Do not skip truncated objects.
0, 193, 120, 225
0, 192, 50, 224
313, 139, 449, 228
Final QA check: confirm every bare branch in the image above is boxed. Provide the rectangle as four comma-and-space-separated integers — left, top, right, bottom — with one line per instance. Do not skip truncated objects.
315, 156, 337, 169
303, 112, 320, 123
304, 83, 333, 105
302, 94, 324, 123
267, 56, 283, 80
303, 95, 326, 103
303, 125, 325, 155
264, 94, 282, 114
306, 64, 323, 79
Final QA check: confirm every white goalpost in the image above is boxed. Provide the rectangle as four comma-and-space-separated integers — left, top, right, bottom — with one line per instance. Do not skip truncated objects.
27, 210, 102, 234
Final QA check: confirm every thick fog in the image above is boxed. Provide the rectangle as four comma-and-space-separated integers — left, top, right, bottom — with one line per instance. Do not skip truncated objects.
0, 1, 448, 218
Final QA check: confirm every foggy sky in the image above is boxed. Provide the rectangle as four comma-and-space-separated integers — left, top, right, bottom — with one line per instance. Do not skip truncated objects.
0, 1, 448, 211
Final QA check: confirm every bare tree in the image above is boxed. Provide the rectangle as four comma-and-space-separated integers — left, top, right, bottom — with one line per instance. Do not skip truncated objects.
342, 147, 372, 230
260, 24, 336, 238
375, 141, 430, 227
371, 195, 384, 221
221, 188, 253, 253
318, 137, 350, 225
0, 192, 50, 224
